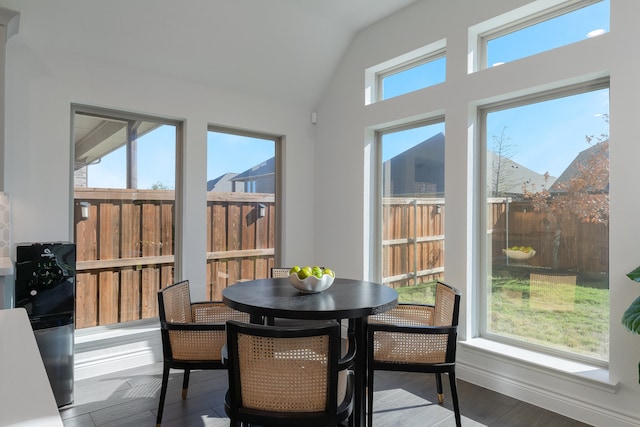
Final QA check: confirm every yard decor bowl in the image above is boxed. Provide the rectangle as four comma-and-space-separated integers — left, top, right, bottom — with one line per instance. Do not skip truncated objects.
502, 248, 536, 260
288, 273, 335, 293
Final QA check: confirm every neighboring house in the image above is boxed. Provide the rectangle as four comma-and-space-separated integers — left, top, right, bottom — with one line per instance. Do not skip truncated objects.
548, 140, 609, 194
383, 132, 552, 198
383, 133, 445, 197
488, 151, 555, 198
207, 173, 238, 192
230, 157, 275, 193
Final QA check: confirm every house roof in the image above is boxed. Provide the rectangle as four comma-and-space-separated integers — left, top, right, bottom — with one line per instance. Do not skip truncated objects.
549, 141, 609, 193
487, 151, 556, 195
207, 173, 239, 192
231, 157, 275, 181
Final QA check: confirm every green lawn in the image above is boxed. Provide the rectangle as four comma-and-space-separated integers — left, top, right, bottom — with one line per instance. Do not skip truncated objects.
396, 272, 609, 361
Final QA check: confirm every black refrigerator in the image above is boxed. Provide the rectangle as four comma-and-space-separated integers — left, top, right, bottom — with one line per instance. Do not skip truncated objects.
14, 242, 76, 407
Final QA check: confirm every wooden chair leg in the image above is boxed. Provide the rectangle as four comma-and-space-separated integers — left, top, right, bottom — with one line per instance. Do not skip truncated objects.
156, 363, 171, 427
435, 373, 444, 404
448, 370, 461, 427
181, 369, 191, 399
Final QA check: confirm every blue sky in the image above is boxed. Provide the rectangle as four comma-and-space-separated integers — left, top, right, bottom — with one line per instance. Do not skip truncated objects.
207, 132, 275, 182
88, 0, 609, 189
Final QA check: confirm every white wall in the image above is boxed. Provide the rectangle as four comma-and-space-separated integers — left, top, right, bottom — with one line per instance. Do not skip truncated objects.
0, 2, 317, 303
315, 0, 640, 426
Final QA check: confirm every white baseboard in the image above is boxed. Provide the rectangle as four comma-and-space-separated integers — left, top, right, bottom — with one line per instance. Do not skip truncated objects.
457, 339, 640, 427
74, 347, 160, 381
73, 319, 162, 380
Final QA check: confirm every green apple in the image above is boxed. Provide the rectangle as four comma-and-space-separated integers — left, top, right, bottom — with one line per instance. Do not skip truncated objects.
298, 266, 312, 280
311, 266, 323, 278
289, 265, 301, 275
322, 268, 335, 278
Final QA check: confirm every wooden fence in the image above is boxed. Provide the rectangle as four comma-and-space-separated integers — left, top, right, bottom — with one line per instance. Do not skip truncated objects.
205, 192, 276, 300
74, 189, 275, 329
488, 199, 608, 273
73, 190, 606, 329
74, 189, 176, 328
382, 197, 445, 289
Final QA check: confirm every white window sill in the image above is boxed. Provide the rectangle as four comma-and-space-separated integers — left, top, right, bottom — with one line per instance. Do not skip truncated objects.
73, 318, 161, 379
459, 338, 618, 393
75, 318, 159, 346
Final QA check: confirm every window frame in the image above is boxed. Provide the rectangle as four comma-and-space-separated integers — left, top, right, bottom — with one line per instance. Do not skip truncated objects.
374, 116, 446, 289
477, 78, 610, 366
71, 104, 183, 329
365, 39, 446, 105
377, 48, 446, 102
206, 124, 284, 277
477, 0, 606, 70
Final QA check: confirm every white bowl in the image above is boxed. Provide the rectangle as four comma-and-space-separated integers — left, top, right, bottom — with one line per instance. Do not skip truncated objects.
288, 273, 335, 293
502, 249, 536, 260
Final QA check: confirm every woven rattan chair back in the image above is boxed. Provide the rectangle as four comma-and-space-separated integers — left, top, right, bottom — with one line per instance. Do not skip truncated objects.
270, 267, 291, 278
161, 280, 193, 323
367, 281, 462, 427
156, 280, 249, 427
434, 281, 458, 326
224, 320, 354, 427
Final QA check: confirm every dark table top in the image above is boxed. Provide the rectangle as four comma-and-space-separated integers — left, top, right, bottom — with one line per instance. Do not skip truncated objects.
222, 277, 398, 320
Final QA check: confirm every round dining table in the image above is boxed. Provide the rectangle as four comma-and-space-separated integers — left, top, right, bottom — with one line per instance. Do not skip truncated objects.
222, 277, 398, 427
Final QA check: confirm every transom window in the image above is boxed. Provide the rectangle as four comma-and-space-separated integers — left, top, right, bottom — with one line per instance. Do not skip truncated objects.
365, 39, 446, 105
480, 0, 609, 69
378, 51, 446, 101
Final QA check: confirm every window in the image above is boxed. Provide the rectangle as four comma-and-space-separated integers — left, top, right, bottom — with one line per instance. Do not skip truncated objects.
206, 127, 280, 299
379, 52, 446, 100
481, 83, 609, 363
378, 120, 445, 304
365, 39, 446, 104
72, 106, 179, 329
481, 0, 609, 68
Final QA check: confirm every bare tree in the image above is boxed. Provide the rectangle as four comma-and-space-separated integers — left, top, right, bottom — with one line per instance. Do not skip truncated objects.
490, 126, 519, 197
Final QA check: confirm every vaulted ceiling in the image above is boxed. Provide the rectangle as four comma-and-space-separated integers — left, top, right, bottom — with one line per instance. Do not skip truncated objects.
12, 0, 418, 108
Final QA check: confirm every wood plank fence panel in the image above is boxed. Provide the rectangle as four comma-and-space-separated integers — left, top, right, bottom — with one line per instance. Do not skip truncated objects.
76, 272, 97, 328
241, 204, 255, 282
74, 190, 177, 328
159, 202, 174, 292
97, 202, 120, 325
383, 199, 445, 289
119, 203, 139, 323
119, 268, 140, 323
488, 200, 608, 272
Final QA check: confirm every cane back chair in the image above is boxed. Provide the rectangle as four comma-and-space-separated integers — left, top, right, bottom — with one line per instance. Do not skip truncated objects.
156, 280, 249, 426
367, 281, 462, 427
224, 319, 355, 427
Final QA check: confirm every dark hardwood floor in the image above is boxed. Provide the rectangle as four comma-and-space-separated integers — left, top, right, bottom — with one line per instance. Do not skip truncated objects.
59, 362, 593, 426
